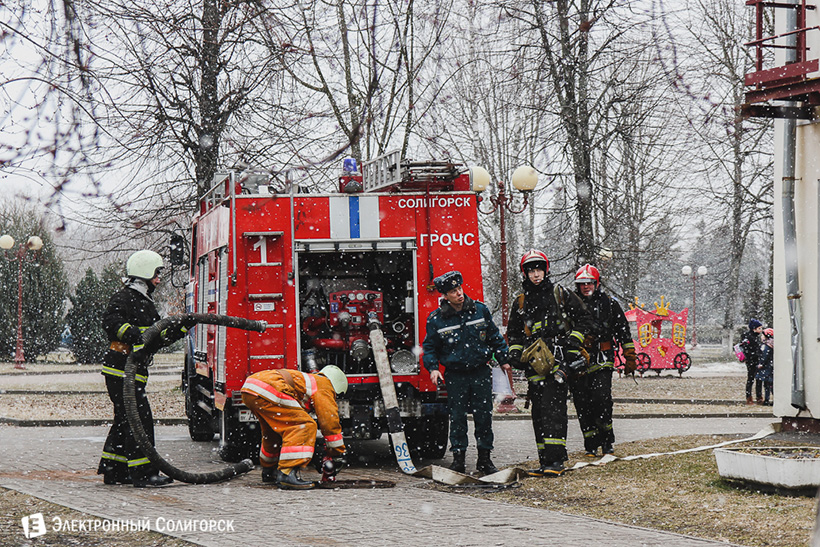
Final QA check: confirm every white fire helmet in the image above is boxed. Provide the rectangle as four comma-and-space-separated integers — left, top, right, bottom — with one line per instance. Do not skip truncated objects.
126, 250, 164, 280
320, 365, 348, 394
520, 249, 549, 277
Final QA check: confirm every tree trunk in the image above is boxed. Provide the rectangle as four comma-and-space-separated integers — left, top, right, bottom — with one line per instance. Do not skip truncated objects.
196, 0, 222, 198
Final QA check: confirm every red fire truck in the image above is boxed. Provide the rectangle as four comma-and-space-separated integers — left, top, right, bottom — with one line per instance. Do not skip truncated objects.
180, 152, 485, 463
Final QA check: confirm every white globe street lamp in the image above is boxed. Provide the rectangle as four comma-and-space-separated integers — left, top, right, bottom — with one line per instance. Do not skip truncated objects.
473, 166, 538, 413
1, 234, 44, 369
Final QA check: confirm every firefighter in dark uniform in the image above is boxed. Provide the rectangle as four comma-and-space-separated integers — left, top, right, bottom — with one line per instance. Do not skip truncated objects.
421, 271, 509, 475
573, 264, 637, 457
97, 250, 188, 487
507, 250, 595, 477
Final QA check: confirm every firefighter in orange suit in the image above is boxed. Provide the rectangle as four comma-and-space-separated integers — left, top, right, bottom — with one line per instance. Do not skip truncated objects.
241, 365, 348, 490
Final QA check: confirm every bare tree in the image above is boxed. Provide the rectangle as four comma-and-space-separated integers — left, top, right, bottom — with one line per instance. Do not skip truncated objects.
1, 0, 107, 216
420, 1, 694, 314
414, 2, 562, 316
667, 0, 774, 344
515, 0, 639, 264
258, 0, 455, 165
593, 53, 691, 300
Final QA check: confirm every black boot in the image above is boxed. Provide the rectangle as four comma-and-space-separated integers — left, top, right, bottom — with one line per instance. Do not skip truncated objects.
476, 449, 499, 475
540, 461, 565, 477
601, 442, 614, 455
449, 450, 466, 473
261, 467, 278, 483
132, 473, 173, 488
528, 451, 564, 477
99, 463, 131, 485
527, 450, 550, 477
275, 468, 315, 490
102, 470, 132, 485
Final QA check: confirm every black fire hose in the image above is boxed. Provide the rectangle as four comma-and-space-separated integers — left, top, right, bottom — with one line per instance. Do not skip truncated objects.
123, 313, 267, 484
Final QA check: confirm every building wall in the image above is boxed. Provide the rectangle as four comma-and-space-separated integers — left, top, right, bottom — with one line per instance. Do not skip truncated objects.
773, 119, 820, 418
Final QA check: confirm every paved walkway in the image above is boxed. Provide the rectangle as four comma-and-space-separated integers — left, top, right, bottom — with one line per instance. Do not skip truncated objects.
0, 417, 774, 546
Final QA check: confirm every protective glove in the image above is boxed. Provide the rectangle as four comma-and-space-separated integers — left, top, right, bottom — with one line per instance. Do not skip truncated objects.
117, 323, 142, 345
160, 317, 194, 343
160, 325, 187, 343
566, 331, 585, 352
565, 331, 589, 366
130, 334, 157, 365
508, 349, 523, 367
622, 345, 637, 374
583, 334, 598, 350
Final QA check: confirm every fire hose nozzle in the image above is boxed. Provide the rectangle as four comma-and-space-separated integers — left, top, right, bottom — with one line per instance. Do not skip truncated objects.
321, 459, 337, 482
320, 457, 347, 482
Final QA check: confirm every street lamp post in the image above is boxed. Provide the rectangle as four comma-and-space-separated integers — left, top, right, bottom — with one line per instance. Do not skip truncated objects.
681, 265, 708, 348
471, 165, 538, 328
0, 234, 44, 369
471, 166, 537, 413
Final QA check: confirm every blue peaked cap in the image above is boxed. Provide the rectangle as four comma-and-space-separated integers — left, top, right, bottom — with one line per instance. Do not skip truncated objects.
434, 271, 463, 293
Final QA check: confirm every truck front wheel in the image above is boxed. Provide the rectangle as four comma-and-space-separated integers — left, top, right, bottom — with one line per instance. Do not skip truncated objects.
183, 354, 214, 442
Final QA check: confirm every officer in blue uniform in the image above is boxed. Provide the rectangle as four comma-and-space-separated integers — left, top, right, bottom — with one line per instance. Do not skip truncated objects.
421, 271, 509, 475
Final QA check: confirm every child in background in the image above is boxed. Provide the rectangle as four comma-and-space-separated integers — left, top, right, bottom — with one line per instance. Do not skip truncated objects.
757, 328, 774, 406
740, 319, 764, 404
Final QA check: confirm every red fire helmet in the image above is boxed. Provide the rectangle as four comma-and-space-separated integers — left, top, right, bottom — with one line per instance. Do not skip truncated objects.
574, 263, 600, 286
520, 250, 549, 276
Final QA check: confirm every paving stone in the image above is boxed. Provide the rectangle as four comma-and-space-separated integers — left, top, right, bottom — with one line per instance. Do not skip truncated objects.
0, 420, 770, 546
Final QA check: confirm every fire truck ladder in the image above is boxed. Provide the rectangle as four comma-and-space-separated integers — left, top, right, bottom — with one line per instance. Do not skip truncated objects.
243, 230, 286, 363
361, 150, 464, 192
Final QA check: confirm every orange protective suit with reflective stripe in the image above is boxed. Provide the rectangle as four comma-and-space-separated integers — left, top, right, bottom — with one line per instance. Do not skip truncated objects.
240, 369, 345, 471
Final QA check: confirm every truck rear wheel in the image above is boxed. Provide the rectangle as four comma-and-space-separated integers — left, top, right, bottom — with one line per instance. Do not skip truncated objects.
405, 415, 449, 460
218, 403, 260, 463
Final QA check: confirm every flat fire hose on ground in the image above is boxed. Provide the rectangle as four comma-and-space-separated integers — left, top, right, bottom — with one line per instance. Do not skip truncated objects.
566, 422, 778, 471
418, 423, 780, 487
368, 317, 417, 474
123, 313, 266, 484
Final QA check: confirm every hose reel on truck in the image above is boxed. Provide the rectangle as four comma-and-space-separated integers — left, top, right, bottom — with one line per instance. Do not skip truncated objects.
123, 313, 267, 484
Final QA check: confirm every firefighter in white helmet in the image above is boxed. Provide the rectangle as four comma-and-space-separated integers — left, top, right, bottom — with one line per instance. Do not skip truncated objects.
240, 366, 348, 489
506, 250, 596, 477
98, 250, 190, 487
573, 263, 636, 457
